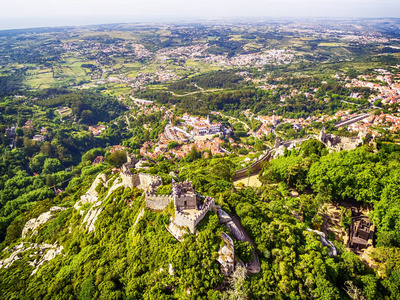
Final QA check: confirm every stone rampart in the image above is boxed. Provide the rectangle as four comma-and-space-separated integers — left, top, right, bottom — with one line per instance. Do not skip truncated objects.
120, 172, 136, 189
137, 173, 162, 191
174, 213, 197, 233
174, 198, 215, 233
145, 195, 171, 210
120, 172, 162, 191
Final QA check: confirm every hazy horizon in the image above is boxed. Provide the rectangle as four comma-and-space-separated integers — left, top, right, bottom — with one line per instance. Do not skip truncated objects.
1, 0, 400, 30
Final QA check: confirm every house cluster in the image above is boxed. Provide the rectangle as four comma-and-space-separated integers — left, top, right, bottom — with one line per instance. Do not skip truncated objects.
340, 35, 391, 44
140, 136, 226, 159
88, 125, 107, 136
156, 44, 209, 62
347, 73, 400, 105
110, 145, 128, 153
133, 101, 169, 117
203, 49, 296, 67
163, 125, 189, 143
32, 135, 46, 142
348, 112, 400, 136
108, 69, 181, 89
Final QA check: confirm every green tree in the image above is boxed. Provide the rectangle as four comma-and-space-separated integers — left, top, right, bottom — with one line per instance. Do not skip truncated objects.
42, 158, 62, 174
107, 150, 127, 167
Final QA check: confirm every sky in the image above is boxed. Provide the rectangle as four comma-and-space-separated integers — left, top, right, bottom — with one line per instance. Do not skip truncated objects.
0, 0, 399, 30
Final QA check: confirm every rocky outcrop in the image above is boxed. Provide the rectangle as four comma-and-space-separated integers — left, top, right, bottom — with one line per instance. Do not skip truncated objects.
0, 243, 28, 269
168, 263, 175, 276
81, 201, 103, 233
75, 173, 107, 209
29, 243, 63, 275
216, 207, 232, 223
132, 208, 144, 234
217, 232, 235, 276
22, 207, 67, 238
0, 242, 63, 275
273, 145, 286, 159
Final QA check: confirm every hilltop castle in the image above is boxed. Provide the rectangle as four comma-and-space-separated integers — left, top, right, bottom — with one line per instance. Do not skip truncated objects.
115, 152, 214, 237
145, 180, 214, 238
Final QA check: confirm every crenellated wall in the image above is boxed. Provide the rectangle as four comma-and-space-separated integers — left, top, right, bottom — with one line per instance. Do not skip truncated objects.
174, 198, 215, 233
145, 195, 171, 210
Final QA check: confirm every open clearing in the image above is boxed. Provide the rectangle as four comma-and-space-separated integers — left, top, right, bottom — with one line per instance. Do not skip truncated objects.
234, 174, 262, 188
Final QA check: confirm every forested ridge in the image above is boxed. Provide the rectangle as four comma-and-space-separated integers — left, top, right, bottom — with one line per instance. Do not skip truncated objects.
0, 139, 400, 299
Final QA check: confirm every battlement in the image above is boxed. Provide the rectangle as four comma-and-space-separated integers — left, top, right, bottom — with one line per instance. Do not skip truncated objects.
141, 178, 215, 235
121, 172, 135, 178
172, 180, 194, 195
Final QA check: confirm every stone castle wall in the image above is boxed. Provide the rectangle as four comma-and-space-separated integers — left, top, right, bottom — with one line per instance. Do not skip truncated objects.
174, 198, 215, 233
319, 131, 362, 151
174, 194, 197, 209
137, 173, 162, 190
174, 212, 197, 233
145, 195, 171, 210
120, 172, 161, 191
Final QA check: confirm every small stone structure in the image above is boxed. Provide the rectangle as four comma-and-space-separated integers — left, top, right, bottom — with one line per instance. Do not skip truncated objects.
173, 181, 197, 209
349, 215, 374, 250
173, 198, 214, 234
171, 181, 215, 234
120, 153, 162, 193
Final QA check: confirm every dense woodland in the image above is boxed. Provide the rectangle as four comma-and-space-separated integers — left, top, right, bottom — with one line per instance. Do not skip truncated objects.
1, 20, 400, 299
1, 140, 400, 299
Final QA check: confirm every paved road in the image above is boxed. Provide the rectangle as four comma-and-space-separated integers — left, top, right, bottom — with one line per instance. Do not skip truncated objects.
169, 88, 223, 97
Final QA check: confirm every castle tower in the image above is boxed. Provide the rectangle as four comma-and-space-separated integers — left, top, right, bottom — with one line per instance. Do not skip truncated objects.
274, 138, 281, 148
319, 130, 326, 143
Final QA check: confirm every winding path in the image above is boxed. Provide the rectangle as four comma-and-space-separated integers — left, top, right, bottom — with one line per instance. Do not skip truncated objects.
231, 215, 260, 273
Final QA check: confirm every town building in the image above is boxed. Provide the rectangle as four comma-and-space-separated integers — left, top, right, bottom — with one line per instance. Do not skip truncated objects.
182, 114, 222, 136
32, 135, 46, 142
